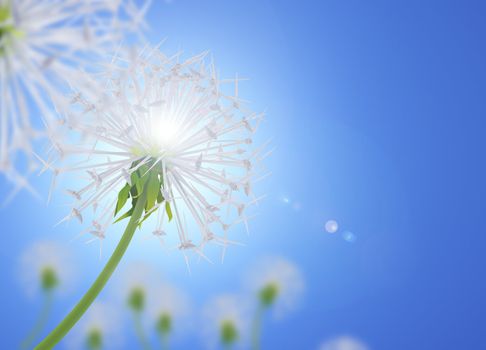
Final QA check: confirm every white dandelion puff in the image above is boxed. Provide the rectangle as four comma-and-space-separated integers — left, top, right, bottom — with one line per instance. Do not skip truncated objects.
245, 257, 304, 350
18, 240, 75, 299
18, 240, 77, 349
48, 45, 266, 264
113, 262, 162, 348
149, 281, 192, 347
202, 294, 250, 349
66, 301, 124, 350
245, 256, 305, 319
0, 0, 148, 192
114, 261, 159, 314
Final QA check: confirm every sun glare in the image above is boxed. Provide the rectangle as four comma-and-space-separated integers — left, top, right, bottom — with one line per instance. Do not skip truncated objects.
149, 116, 181, 154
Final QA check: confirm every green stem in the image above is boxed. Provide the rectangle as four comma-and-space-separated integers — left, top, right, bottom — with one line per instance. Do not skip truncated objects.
251, 304, 265, 350
35, 191, 148, 350
133, 311, 153, 350
21, 291, 53, 350
158, 331, 169, 350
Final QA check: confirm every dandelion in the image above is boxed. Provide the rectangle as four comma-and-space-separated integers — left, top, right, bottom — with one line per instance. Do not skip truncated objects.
117, 262, 158, 350
18, 240, 74, 349
116, 263, 191, 350
149, 282, 191, 350
202, 295, 249, 350
245, 256, 304, 350
319, 336, 369, 350
0, 0, 148, 196
67, 301, 124, 350
36, 46, 265, 349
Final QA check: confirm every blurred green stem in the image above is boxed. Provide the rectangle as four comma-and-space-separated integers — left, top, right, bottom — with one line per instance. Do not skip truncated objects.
133, 311, 153, 350
158, 331, 169, 350
34, 191, 148, 350
21, 291, 53, 350
251, 304, 265, 350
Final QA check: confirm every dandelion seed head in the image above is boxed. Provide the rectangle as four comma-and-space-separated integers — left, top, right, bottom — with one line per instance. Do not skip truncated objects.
246, 256, 304, 319
50, 46, 266, 264
116, 262, 158, 305
149, 281, 192, 337
67, 301, 124, 350
18, 240, 75, 298
127, 286, 146, 312
202, 294, 250, 349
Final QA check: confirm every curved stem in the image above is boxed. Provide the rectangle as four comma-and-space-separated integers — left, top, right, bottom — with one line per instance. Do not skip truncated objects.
133, 311, 153, 350
35, 191, 148, 350
251, 304, 265, 350
21, 291, 53, 350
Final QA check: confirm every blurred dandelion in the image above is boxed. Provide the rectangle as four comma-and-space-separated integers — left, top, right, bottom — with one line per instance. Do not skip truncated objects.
19, 240, 74, 298
67, 301, 124, 350
18, 240, 74, 349
149, 282, 191, 350
118, 262, 157, 350
37, 44, 265, 349
202, 295, 249, 350
245, 256, 304, 350
319, 335, 369, 350
0, 0, 148, 198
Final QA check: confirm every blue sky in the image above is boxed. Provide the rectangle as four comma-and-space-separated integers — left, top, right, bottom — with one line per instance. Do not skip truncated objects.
1, 0, 485, 349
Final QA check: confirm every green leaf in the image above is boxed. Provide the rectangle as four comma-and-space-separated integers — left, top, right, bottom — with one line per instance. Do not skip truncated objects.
114, 183, 130, 217
130, 166, 147, 198
157, 190, 164, 204
145, 171, 160, 212
114, 207, 134, 223
130, 183, 138, 198
138, 208, 156, 228
0, 5, 10, 22
137, 166, 151, 195
113, 159, 172, 228
165, 202, 173, 222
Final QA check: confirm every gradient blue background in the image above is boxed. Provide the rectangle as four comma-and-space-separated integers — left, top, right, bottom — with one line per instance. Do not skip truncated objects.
1, 0, 485, 349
